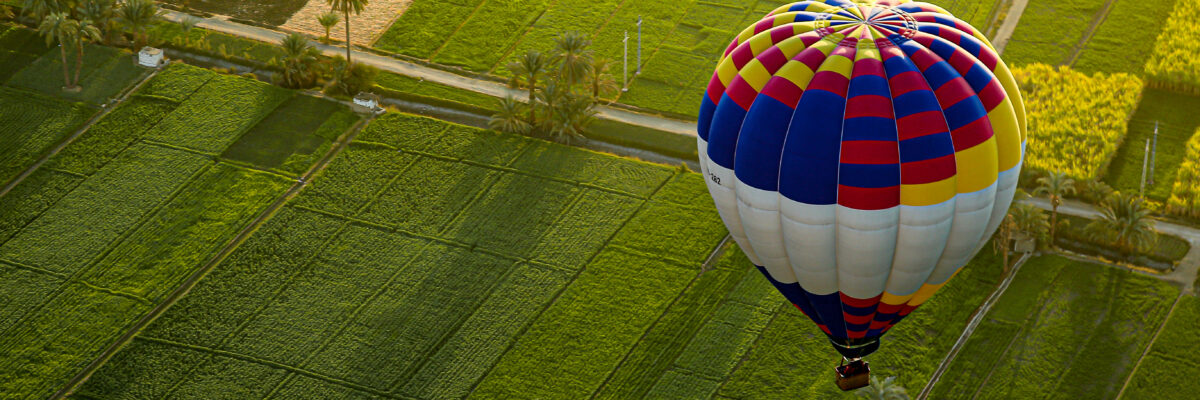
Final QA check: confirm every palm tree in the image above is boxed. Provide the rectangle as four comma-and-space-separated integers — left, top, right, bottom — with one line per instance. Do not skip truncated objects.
1033, 171, 1076, 247
280, 33, 320, 88
554, 31, 593, 88
326, 0, 367, 64
489, 97, 530, 135
589, 58, 617, 99
544, 94, 595, 144
71, 18, 103, 87
857, 376, 910, 400
22, 0, 62, 22
1087, 192, 1157, 256
317, 12, 339, 43
178, 15, 200, 46
77, 0, 116, 45
506, 50, 547, 126
38, 12, 80, 89
117, 0, 158, 49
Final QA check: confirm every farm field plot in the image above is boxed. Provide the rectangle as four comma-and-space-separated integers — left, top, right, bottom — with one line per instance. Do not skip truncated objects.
0, 63, 347, 399
0, 24, 49, 80
6, 44, 145, 105
928, 255, 1178, 400
0, 86, 92, 188
1122, 295, 1200, 399
1104, 89, 1200, 201
283, 0, 415, 45
1071, 0, 1178, 74
1013, 64, 1143, 180
1003, 0, 1110, 66
76, 112, 734, 399
1144, 0, 1200, 93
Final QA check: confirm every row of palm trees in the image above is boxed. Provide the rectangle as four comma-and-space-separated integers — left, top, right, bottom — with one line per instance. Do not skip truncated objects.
997, 171, 1159, 271
19, 0, 158, 91
488, 32, 617, 144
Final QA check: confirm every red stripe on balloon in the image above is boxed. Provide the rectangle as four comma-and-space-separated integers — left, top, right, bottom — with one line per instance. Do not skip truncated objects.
837, 185, 900, 210
841, 293, 883, 308
844, 95, 894, 119
758, 46, 790, 73
977, 79, 1006, 110
726, 77, 758, 111
897, 110, 949, 140
705, 71, 726, 104
886, 71, 927, 97
950, 115, 994, 151
901, 154, 957, 184
731, 45, 755, 69
934, 77, 975, 105
807, 71, 850, 98
761, 77, 804, 107
840, 141, 899, 164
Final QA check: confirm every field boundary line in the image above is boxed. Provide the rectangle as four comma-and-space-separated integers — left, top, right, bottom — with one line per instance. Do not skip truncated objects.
917, 251, 1033, 400
50, 114, 377, 399
485, 0, 561, 74
428, 0, 491, 60
1116, 291, 1186, 399
1065, 0, 1120, 66
128, 336, 409, 400
0, 68, 157, 198
463, 170, 676, 395
714, 301, 788, 396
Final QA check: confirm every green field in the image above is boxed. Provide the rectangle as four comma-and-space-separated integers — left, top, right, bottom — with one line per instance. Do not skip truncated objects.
1104, 89, 1200, 201
1003, 0, 1110, 66
929, 255, 1178, 399
1122, 294, 1200, 400
1071, 0, 1178, 74
0, 63, 356, 399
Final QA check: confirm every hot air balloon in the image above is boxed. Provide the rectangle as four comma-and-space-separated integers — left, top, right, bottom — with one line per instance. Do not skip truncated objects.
696, 0, 1026, 390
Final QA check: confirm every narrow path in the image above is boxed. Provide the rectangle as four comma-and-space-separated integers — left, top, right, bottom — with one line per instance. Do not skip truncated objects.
0, 68, 158, 198
990, 0, 1030, 54
917, 252, 1033, 400
159, 10, 698, 137
50, 114, 377, 399
1065, 0, 1120, 66
1024, 197, 1200, 289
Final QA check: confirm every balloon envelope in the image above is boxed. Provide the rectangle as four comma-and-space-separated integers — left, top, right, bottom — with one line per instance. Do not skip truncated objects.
697, 0, 1025, 358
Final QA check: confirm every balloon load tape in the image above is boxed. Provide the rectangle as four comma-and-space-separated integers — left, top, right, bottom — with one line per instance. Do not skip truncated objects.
828, 336, 881, 359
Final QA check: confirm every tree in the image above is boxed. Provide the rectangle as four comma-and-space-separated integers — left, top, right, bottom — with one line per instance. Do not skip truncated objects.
117, 0, 158, 49
1087, 192, 1157, 256
543, 94, 595, 144
317, 12, 339, 44
506, 50, 547, 126
489, 97, 530, 135
280, 33, 320, 89
553, 31, 592, 87
588, 58, 617, 99
22, 0, 62, 22
38, 12, 77, 89
857, 376, 910, 400
326, 0, 367, 65
77, 0, 116, 45
1034, 171, 1076, 247
71, 18, 102, 87
178, 15, 200, 46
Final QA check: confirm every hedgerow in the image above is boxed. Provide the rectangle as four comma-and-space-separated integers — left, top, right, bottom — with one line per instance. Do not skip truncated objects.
143, 74, 291, 154
0, 86, 92, 185
1144, 0, 1200, 94
1013, 64, 1143, 180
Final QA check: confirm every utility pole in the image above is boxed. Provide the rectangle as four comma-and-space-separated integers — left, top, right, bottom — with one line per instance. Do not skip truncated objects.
1149, 121, 1159, 186
637, 16, 642, 75
622, 31, 629, 92
1140, 138, 1150, 197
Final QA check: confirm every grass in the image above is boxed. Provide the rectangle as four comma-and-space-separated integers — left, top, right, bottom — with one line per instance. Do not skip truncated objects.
1104, 89, 1200, 201
6, 44, 144, 105
1013, 64, 1143, 180
1055, 214, 1192, 268
1122, 294, 1200, 399
1071, 0, 1177, 75
929, 255, 1178, 399
1003, 0, 1110, 66
0, 86, 93, 186
78, 109, 732, 399
374, 70, 502, 113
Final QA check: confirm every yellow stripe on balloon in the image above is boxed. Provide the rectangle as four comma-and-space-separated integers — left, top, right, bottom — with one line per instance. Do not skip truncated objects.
739, 60, 772, 92
900, 176, 956, 207
817, 52, 854, 80
717, 60, 740, 87
907, 275, 952, 306
954, 136, 999, 193
988, 101, 1022, 172
880, 291, 914, 307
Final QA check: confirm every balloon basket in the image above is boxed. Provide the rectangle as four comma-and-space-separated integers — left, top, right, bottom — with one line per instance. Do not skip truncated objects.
835, 359, 870, 391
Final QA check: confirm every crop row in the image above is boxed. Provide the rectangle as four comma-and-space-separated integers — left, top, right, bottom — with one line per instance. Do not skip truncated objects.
930, 255, 1177, 399
1103, 89, 1200, 200
1013, 64, 1143, 180
1165, 127, 1200, 218
1144, 0, 1200, 94
0, 86, 93, 186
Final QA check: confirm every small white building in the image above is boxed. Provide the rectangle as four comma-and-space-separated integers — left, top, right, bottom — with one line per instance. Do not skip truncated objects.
138, 47, 166, 68
353, 92, 384, 114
